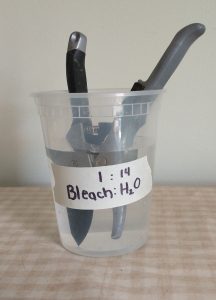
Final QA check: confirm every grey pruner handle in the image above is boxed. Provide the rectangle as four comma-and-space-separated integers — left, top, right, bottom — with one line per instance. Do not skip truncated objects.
112, 23, 206, 241
112, 206, 127, 239
145, 23, 205, 89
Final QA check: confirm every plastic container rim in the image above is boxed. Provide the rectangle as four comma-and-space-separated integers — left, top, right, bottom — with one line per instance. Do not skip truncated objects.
32, 88, 163, 99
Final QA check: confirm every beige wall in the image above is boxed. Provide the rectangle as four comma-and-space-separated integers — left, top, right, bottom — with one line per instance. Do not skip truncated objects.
0, 0, 215, 185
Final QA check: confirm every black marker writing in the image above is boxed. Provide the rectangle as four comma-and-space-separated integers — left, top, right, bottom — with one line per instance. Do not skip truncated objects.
98, 171, 103, 182
120, 182, 134, 195
66, 162, 143, 203
67, 185, 113, 201
120, 167, 130, 178
134, 177, 141, 189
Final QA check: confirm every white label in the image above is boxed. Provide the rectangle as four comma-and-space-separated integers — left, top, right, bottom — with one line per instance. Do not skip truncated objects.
51, 156, 152, 210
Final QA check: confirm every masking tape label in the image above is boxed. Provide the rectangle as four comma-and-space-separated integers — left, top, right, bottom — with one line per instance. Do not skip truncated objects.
51, 156, 152, 210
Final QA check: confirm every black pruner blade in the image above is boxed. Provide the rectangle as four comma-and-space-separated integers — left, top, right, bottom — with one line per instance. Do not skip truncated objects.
46, 147, 94, 246
67, 208, 93, 246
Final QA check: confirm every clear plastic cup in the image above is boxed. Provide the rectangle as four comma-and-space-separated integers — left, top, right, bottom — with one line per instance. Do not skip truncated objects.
34, 89, 162, 257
